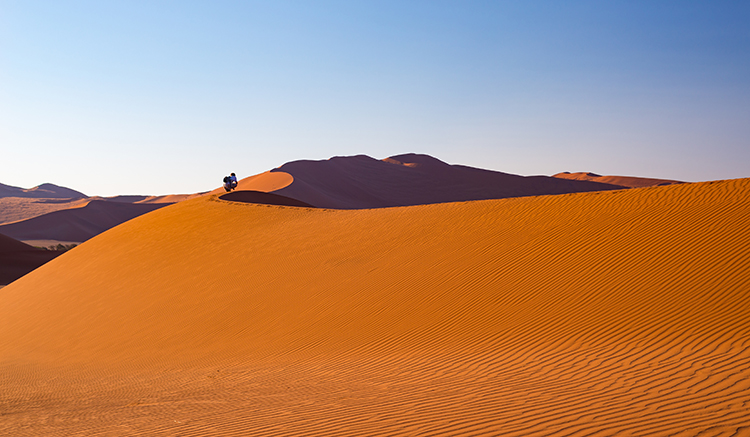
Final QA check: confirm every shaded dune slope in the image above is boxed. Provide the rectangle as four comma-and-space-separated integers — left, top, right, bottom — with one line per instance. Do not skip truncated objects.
1, 179, 749, 435
267, 154, 624, 209
0, 200, 167, 242
220, 190, 316, 208
0, 233, 61, 285
554, 171, 683, 188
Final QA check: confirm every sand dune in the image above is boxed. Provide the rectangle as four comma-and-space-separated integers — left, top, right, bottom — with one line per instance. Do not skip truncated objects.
101, 193, 204, 204
0, 182, 86, 199
0, 178, 748, 435
0, 233, 62, 285
554, 171, 683, 188
264, 154, 624, 209
0, 199, 167, 242
0, 197, 90, 225
207, 170, 295, 196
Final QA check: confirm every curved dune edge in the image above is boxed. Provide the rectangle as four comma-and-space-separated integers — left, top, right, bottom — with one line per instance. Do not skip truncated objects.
219, 190, 316, 208
207, 170, 294, 196
0, 179, 749, 435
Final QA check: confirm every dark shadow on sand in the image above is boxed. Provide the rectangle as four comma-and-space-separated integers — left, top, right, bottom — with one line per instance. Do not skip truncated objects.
219, 191, 316, 208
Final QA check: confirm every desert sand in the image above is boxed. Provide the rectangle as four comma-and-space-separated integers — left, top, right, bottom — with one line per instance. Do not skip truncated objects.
0, 177, 748, 435
0, 200, 167, 243
553, 171, 682, 188
0, 197, 91, 225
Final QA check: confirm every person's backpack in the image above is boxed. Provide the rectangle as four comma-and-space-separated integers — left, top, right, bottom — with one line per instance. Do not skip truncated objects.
223, 176, 230, 184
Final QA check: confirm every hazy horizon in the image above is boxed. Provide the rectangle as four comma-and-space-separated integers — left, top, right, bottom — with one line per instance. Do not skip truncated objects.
2, 1, 748, 196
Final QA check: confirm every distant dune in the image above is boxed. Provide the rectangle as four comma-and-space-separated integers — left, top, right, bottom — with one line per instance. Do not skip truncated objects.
1, 178, 748, 435
256, 154, 624, 209
100, 193, 203, 204
0, 233, 62, 285
0, 182, 87, 199
553, 171, 683, 188
0, 200, 167, 242
0, 197, 90, 225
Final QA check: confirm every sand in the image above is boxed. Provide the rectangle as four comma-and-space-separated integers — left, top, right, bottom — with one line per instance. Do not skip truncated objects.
0, 197, 90, 225
553, 171, 683, 188
0, 200, 168, 242
0, 178, 749, 435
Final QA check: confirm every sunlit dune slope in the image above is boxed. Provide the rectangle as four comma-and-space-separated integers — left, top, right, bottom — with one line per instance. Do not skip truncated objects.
0, 199, 166, 242
1, 179, 749, 436
270, 153, 624, 208
0, 233, 61, 285
554, 171, 683, 188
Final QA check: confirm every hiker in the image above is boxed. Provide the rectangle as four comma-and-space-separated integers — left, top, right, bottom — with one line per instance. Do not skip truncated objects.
223, 173, 237, 192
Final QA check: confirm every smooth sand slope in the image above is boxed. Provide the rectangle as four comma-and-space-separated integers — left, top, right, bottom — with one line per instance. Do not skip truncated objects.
0, 200, 167, 243
0, 233, 62, 285
231, 154, 624, 209
554, 171, 682, 188
1, 178, 749, 435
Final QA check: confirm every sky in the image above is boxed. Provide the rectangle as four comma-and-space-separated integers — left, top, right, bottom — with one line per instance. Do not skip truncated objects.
1, 0, 749, 196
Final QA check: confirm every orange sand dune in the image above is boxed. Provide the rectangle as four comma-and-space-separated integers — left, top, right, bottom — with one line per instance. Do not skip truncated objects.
554, 171, 683, 188
0, 199, 167, 243
0, 233, 61, 285
1, 178, 749, 435
268, 154, 625, 209
207, 170, 295, 196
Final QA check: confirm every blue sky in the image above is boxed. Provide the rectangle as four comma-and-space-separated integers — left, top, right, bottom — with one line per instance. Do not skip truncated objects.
1, 1, 748, 196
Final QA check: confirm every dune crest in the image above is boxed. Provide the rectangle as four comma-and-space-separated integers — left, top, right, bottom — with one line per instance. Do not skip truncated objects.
0, 178, 749, 435
208, 170, 294, 196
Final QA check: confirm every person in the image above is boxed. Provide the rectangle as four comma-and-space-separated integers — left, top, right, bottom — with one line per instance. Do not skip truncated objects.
223, 173, 239, 192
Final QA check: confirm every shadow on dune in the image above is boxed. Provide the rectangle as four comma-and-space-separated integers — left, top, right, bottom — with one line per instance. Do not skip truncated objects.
219, 190, 316, 208
0, 233, 63, 285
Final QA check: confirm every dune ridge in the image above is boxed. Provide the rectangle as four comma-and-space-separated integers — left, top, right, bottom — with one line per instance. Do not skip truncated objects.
0, 178, 749, 435
554, 171, 683, 188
